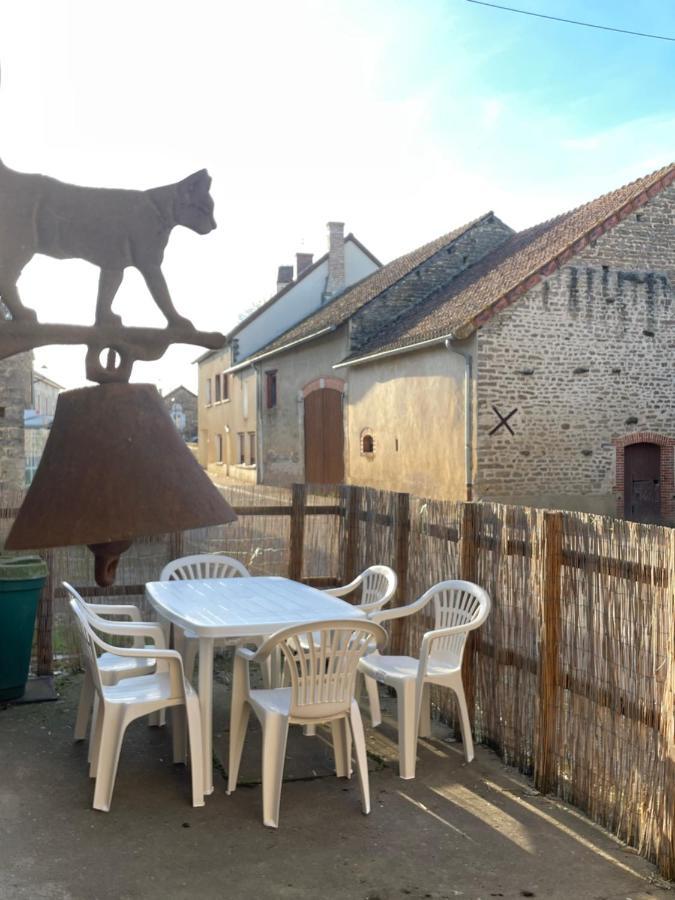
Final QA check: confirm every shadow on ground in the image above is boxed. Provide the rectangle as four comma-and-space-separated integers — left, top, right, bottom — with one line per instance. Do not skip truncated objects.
0, 669, 670, 900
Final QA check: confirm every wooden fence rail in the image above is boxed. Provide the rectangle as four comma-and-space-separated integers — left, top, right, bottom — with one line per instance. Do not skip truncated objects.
2, 482, 674, 879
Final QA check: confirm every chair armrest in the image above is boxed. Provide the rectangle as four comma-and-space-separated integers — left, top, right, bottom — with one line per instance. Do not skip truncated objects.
322, 574, 362, 599
88, 618, 167, 648
360, 597, 392, 614
235, 646, 257, 662
88, 604, 142, 621
368, 592, 431, 625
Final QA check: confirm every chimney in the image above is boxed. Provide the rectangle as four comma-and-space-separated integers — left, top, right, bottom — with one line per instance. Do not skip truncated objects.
276, 265, 293, 293
296, 252, 313, 278
324, 221, 345, 300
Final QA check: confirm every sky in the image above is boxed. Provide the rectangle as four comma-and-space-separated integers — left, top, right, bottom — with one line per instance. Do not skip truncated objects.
0, 0, 674, 393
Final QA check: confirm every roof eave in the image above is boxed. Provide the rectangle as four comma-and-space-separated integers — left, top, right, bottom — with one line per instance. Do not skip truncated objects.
333, 332, 457, 369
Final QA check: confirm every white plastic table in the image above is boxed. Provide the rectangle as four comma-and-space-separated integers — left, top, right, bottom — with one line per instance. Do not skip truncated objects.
145, 576, 366, 794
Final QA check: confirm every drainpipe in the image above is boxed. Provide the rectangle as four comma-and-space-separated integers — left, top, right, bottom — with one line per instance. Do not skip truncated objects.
253, 362, 264, 484
444, 338, 474, 502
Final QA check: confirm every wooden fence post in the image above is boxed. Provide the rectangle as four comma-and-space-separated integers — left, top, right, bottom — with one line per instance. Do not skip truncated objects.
460, 503, 478, 724
288, 483, 306, 581
36, 549, 55, 677
341, 484, 361, 586
658, 527, 675, 880
169, 531, 185, 563
390, 491, 410, 655
534, 510, 563, 795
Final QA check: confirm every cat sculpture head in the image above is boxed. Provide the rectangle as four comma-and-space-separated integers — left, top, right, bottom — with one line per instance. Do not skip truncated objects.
174, 169, 217, 234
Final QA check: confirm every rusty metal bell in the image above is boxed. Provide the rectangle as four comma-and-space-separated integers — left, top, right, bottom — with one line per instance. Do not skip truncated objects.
6, 383, 237, 586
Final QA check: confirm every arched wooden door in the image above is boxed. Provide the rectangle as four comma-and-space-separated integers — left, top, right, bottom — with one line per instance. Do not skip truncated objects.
304, 388, 344, 484
624, 442, 661, 523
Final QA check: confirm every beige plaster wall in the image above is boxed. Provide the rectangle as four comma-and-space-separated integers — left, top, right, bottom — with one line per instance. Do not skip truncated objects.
198, 349, 257, 480
345, 345, 467, 499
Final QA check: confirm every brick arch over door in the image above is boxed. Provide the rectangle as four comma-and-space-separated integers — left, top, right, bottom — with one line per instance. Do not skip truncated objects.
303, 378, 345, 485
614, 431, 675, 522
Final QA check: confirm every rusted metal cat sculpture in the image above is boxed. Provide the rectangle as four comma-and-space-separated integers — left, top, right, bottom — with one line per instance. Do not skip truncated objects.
0, 161, 224, 382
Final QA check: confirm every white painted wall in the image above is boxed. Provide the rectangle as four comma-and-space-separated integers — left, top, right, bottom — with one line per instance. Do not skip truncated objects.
233, 238, 379, 362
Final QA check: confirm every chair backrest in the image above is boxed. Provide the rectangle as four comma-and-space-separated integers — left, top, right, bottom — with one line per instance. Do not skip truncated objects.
261, 619, 387, 720
160, 553, 250, 581
429, 580, 491, 664
66, 587, 105, 698
358, 565, 397, 609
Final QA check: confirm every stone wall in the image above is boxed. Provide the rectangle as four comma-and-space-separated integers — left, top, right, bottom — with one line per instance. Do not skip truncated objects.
348, 215, 513, 353
475, 184, 675, 519
260, 328, 350, 486
0, 352, 32, 497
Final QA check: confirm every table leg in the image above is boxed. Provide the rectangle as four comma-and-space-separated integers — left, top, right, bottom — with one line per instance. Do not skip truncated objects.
198, 637, 215, 795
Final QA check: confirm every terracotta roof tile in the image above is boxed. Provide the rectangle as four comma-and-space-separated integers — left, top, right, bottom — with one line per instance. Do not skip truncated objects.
254, 212, 496, 357
343, 162, 675, 362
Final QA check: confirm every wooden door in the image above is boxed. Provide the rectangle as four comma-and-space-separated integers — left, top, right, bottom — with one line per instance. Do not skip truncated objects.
304, 388, 344, 484
624, 443, 661, 523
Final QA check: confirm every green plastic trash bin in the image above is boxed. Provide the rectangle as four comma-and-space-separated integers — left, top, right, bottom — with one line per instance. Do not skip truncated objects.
0, 555, 48, 701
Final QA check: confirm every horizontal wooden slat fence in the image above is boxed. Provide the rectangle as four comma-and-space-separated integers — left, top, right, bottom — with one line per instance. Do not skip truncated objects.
2, 482, 675, 878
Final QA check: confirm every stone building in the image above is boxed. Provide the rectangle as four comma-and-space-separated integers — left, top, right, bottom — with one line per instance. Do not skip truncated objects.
197, 222, 380, 480
0, 352, 32, 498
232, 162, 675, 524
163, 385, 198, 442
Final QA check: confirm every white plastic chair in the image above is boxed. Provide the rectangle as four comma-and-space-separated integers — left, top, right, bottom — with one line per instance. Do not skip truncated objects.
227, 618, 387, 828
68, 587, 167, 743
323, 565, 397, 613
68, 593, 204, 812
160, 554, 251, 679
359, 579, 490, 780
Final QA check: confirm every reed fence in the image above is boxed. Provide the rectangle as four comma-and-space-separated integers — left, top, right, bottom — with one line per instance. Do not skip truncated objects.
2, 482, 674, 879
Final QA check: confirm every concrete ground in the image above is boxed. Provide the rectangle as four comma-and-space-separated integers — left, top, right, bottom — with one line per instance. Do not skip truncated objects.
0, 672, 670, 900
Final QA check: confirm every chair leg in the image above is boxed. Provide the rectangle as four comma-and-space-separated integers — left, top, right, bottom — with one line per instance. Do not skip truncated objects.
92, 706, 127, 812
89, 696, 103, 776
453, 680, 475, 763
184, 640, 199, 684
349, 700, 371, 815
227, 701, 251, 795
260, 713, 289, 828
396, 680, 418, 780
363, 673, 382, 728
74, 673, 94, 741
418, 683, 432, 738
331, 718, 352, 778
184, 695, 205, 808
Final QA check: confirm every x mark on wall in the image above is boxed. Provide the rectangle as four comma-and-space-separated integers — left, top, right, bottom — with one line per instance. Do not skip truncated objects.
489, 406, 518, 436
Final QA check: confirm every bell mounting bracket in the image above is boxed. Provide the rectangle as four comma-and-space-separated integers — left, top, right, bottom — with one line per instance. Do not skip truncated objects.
0, 320, 225, 384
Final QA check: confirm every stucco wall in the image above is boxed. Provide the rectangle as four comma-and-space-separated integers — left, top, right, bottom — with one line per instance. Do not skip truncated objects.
260, 328, 350, 486
475, 183, 675, 517
198, 347, 257, 479
345, 345, 467, 499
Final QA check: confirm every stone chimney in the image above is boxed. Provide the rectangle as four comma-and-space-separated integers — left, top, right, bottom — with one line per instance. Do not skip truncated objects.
277, 265, 293, 293
296, 252, 313, 278
324, 221, 345, 300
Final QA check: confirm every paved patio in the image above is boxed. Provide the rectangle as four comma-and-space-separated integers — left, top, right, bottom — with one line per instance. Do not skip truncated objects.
0, 673, 670, 900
